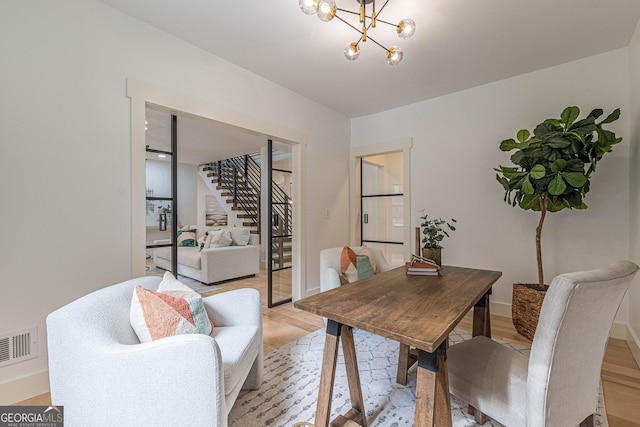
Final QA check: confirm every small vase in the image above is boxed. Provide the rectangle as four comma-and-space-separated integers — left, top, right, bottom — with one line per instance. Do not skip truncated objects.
158, 213, 167, 231
421, 248, 442, 267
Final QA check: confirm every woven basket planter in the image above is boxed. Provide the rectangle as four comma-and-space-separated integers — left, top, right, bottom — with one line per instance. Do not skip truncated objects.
511, 283, 548, 341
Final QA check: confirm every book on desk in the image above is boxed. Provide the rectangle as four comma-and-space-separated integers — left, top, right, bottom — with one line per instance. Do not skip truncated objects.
405, 255, 441, 276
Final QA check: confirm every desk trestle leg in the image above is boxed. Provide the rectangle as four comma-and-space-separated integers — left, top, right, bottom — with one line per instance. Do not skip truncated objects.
335, 326, 367, 427
472, 290, 492, 338
396, 343, 418, 385
414, 340, 452, 427
315, 320, 342, 427
315, 320, 368, 427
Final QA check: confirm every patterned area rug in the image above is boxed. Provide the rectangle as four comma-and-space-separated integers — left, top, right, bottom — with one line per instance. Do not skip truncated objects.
229, 328, 608, 427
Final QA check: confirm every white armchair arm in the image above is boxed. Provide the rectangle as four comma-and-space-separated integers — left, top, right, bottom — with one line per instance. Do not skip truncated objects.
203, 288, 264, 391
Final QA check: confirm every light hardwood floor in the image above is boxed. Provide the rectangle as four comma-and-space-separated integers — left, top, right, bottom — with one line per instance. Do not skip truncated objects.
14, 272, 640, 426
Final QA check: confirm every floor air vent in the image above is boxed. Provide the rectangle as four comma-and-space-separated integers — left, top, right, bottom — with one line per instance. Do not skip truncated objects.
0, 327, 38, 367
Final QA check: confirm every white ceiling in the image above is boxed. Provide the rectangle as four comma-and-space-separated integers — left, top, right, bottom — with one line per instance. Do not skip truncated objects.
145, 107, 292, 165
98, 0, 640, 118
145, 107, 265, 165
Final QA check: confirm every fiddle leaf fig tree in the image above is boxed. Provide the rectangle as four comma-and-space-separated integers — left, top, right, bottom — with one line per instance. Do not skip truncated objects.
495, 106, 622, 288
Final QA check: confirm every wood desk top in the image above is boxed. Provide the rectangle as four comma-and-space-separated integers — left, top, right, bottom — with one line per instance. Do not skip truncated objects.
295, 265, 501, 353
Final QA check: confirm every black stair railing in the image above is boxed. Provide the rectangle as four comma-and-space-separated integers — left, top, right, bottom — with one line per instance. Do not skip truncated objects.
208, 156, 261, 235
269, 160, 292, 269
206, 153, 293, 267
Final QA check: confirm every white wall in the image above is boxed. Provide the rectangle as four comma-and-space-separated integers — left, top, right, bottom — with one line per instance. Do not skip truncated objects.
0, 0, 350, 402
628, 19, 640, 358
352, 49, 632, 320
177, 163, 198, 228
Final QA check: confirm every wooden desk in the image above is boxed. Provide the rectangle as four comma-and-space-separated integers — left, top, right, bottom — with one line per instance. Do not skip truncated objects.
294, 265, 502, 427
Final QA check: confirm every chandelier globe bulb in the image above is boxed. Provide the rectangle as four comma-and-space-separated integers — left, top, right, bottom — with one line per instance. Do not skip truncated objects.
386, 46, 403, 65
344, 42, 361, 60
317, 0, 337, 22
299, 0, 319, 15
397, 18, 416, 40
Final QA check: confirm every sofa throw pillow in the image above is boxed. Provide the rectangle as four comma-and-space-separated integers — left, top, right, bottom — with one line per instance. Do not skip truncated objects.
207, 229, 233, 247
229, 227, 251, 246
203, 231, 214, 250
177, 229, 197, 247
340, 246, 358, 283
130, 272, 213, 343
340, 246, 377, 284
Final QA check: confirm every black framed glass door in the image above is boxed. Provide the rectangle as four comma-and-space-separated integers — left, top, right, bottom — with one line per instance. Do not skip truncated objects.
145, 113, 178, 276
360, 152, 404, 265
267, 139, 293, 307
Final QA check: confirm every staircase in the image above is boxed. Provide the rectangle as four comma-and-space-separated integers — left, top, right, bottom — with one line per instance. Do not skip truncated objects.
202, 155, 260, 235
271, 181, 292, 269
201, 154, 293, 270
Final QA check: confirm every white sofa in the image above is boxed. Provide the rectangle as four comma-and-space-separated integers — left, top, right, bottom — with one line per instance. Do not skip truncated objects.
154, 229, 260, 285
47, 275, 263, 427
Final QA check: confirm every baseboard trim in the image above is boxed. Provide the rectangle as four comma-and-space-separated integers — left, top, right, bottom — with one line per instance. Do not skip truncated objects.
490, 301, 627, 340
0, 370, 49, 405
627, 325, 640, 368
490, 301, 512, 318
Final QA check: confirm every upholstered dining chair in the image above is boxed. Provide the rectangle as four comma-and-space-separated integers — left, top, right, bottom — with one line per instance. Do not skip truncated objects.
447, 260, 639, 427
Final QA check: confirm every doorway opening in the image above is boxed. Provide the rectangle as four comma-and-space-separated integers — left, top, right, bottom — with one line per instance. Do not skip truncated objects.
129, 80, 306, 302
360, 152, 405, 265
350, 138, 412, 266
143, 108, 294, 304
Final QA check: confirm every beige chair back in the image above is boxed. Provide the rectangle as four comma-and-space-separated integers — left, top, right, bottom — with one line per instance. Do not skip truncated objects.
527, 260, 638, 427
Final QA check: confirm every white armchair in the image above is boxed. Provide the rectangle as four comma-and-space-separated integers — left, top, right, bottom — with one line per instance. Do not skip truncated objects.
47, 276, 263, 427
319, 246, 393, 293
448, 260, 638, 426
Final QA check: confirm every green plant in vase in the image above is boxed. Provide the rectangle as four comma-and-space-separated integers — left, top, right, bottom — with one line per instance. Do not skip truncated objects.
419, 211, 456, 266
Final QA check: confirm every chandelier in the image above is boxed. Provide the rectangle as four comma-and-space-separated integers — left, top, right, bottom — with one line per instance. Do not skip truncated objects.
298, 0, 415, 65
